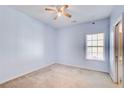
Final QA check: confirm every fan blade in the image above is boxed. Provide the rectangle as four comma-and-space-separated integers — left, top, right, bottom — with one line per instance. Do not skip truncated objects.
54, 15, 58, 20
63, 12, 72, 18
60, 5, 69, 11
64, 5, 69, 9
45, 8, 56, 12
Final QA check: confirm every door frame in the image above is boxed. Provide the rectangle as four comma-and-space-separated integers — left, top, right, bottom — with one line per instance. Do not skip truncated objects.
122, 13, 124, 87
114, 14, 124, 87
113, 15, 122, 84
114, 21, 122, 84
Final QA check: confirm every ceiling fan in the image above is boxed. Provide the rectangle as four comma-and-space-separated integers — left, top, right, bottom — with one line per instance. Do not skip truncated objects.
44, 5, 72, 20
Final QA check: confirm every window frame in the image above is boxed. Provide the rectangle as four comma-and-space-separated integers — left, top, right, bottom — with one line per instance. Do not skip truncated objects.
85, 32, 105, 61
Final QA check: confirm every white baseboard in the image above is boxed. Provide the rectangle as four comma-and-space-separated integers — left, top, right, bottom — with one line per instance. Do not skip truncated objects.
57, 63, 109, 74
0, 62, 54, 84
0, 62, 111, 84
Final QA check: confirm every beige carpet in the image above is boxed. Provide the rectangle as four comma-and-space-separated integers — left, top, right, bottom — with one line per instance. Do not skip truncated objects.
0, 63, 119, 88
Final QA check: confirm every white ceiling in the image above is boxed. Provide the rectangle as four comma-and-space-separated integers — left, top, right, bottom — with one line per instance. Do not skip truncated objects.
11, 5, 114, 29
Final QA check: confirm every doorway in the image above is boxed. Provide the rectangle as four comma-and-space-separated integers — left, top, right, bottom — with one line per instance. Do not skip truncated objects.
114, 21, 123, 87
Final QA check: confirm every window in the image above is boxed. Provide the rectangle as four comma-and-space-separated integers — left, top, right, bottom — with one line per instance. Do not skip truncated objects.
86, 33, 104, 60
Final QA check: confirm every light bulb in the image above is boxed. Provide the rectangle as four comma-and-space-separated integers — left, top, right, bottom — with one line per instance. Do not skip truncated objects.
58, 12, 61, 17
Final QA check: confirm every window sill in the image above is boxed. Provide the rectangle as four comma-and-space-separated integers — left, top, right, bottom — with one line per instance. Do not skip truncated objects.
85, 58, 104, 62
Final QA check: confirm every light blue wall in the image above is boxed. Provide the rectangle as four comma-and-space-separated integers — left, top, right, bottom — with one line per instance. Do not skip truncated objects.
109, 6, 124, 82
0, 6, 57, 84
58, 18, 110, 72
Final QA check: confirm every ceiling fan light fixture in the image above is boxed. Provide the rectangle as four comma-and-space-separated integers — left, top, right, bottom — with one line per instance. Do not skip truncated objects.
45, 5, 72, 20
